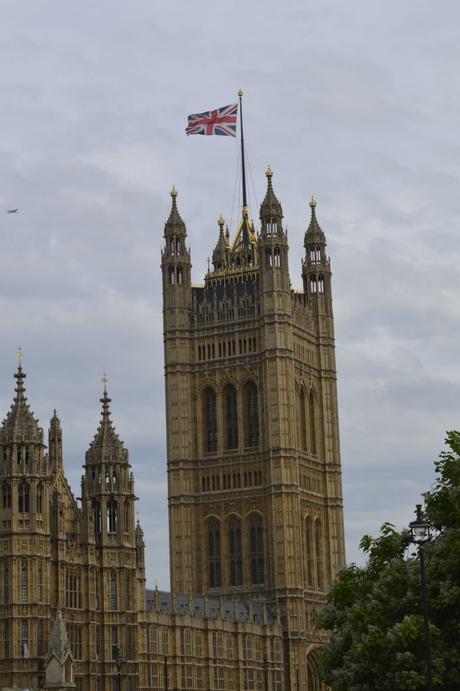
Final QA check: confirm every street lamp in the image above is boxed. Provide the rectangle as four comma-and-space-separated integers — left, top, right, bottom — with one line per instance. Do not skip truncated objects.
409, 504, 433, 691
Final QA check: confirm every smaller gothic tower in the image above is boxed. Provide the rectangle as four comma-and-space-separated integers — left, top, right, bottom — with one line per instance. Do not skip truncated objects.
49, 409, 63, 473
258, 167, 290, 295
302, 197, 332, 316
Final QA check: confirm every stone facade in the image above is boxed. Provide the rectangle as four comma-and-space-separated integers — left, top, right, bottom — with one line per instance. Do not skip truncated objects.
0, 167, 345, 691
161, 169, 346, 688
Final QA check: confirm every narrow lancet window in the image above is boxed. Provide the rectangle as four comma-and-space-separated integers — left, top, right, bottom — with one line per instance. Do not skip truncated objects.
208, 519, 221, 588
244, 382, 259, 448
224, 385, 238, 450
203, 388, 218, 453
229, 516, 243, 586
249, 514, 264, 585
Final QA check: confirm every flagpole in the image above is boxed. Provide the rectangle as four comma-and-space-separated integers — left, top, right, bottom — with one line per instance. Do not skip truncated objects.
238, 89, 249, 246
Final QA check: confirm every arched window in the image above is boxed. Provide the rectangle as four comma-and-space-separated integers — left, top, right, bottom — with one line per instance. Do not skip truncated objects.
243, 382, 259, 448
299, 389, 307, 451
249, 514, 264, 585
110, 572, 117, 609
203, 388, 217, 453
305, 516, 314, 588
307, 653, 321, 691
223, 385, 238, 450
2, 482, 11, 509
107, 500, 118, 533
274, 247, 281, 267
37, 484, 43, 514
229, 516, 242, 586
309, 391, 317, 455
20, 564, 28, 602
208, 519, 221, 588
18, 482, 29, 512
315, 518, 323, 591
168, 265, 175, 285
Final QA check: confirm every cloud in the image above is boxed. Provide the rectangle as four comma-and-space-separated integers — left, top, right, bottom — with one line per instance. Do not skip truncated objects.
1, 0, 459, 584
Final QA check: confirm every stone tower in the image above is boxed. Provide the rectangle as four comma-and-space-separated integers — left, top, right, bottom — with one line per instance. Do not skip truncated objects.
162, 169, 346, 688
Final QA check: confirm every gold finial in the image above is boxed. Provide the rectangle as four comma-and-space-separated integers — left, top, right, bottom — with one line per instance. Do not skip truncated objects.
242, 205, 249, 218
170, 185, 177, 199
218, 214, 225, 227
16, 346, 23, 364
266, 165, 273, 179
101, 373, 108, 393
238, 89, 243, 97
310, 195, 317, 209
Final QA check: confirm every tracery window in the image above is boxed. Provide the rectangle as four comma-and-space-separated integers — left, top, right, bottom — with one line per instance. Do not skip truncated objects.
229, 516, 243, 586
107, 500, 118, 533
208, 518, 221, 588
249, 514, 264, 585
18, 482, 29, 512
3, 566, 10, 604
203, 388, 218, 453
20, 620, 29, 658
223, 384, 238, 450
124, 500, 130, 532
94, 501, 102, 535
243, 382, 259, 448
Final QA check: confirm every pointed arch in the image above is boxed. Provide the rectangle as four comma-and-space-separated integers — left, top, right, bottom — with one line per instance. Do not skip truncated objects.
203, 387, 218, 453
228, 515, 243, 586
299, 387, 307, 451
107, 499, 118, 533
249, 513, 264, 585
223, 384, 238, 450
243, 381, 259, 448
18, 482, 29, 512
207, 518, 221, 588
309, 390, 317, 455
307, 651, 322, 691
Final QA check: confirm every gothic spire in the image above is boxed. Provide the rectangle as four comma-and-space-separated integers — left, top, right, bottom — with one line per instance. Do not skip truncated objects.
260, 166, 283, 226
164, 186, 186, 237
1, 363, 43, 444
304, 196, 326, 247
47, 608, 73, 663
86, 381, 127, 465
212, 214, 228, 270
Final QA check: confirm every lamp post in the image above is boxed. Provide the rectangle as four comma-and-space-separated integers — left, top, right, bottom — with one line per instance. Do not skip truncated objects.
409, 503, 433, 691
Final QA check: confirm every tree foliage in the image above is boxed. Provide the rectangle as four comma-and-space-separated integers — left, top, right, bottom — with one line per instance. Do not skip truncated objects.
317, 431, 460, 690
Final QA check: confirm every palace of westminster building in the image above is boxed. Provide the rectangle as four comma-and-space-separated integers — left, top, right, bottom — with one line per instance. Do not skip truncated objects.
0, 168, 345, 691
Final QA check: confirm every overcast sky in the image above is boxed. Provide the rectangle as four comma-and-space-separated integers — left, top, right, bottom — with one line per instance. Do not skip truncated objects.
1, 0, 459, 588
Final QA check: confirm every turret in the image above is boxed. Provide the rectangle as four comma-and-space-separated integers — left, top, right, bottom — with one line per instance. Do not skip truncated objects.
258, 167, 290, 294
161, 186, 192, 297
212, 215, 228, 271
81, 382, 136, 546
302, 197, 332, 314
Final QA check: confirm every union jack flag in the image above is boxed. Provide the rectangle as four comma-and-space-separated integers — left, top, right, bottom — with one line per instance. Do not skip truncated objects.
185, 103, 238, 136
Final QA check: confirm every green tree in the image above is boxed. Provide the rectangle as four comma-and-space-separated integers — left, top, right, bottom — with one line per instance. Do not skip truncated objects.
317, 431, 460, 690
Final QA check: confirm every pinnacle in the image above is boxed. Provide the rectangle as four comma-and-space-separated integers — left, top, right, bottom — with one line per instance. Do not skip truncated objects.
1, 364, 42, 444
165, 185, 186, 234
260, 166, 283, 221
86, 384, 126, 464
305, 196, 326, 246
